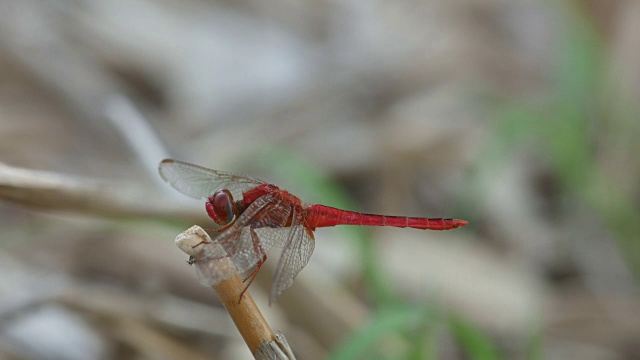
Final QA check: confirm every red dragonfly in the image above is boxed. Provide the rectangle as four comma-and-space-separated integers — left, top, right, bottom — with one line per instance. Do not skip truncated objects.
159, 159, 467, 303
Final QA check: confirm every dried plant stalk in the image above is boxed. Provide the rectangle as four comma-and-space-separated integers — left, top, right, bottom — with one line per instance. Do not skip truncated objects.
0, 161, 203, 222
175, 226, 295, 359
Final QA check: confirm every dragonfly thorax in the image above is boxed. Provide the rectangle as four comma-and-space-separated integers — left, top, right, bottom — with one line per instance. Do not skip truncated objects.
206, 189, 235, 225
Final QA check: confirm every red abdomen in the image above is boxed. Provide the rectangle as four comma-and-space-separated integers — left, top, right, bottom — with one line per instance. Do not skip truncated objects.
305, 204, 467, 231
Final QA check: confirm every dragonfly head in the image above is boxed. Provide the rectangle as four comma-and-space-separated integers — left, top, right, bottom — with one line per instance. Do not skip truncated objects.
206, 189, 236, 226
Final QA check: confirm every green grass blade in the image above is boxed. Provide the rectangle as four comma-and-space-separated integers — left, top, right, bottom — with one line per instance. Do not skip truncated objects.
329, 306, 427, 360
449, 314, 502, 360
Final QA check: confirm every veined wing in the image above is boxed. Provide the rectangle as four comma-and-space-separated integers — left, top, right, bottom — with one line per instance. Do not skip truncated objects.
215, 192, 288, 273
269, 209, 315, 304
159, 159, 265, 200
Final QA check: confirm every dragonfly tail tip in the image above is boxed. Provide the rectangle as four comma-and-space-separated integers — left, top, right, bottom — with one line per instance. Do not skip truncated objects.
456, 219, 469, 228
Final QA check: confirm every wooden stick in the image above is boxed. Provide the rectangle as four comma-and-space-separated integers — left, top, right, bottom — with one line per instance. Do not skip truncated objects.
175, 226, 295, 359
0, 161, 204, 222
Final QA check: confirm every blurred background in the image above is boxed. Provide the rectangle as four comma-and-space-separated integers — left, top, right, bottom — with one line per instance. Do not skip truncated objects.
0, 0, 639, 359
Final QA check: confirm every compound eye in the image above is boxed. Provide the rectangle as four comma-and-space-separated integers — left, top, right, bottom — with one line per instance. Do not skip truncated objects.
206, 189, 235, 225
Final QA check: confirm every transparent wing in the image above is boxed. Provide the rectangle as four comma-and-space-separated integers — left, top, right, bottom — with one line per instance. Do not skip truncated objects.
254, 227, 296, 249
159, 159, 265, 200
214, 192, 286, 273
223, 227, 295, 276
225, 227, 258, 274
248, 193, 295, 249
269, 212, 315, 304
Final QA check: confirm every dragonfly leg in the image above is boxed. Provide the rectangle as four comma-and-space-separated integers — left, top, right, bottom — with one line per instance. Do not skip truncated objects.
189, 231, 237, 265
191, 239, 211, 249
186, 246, 209, 265
203, 218, 236, 234
196, 219, 237, 262
190, 221, 239, 260
238, 228, 267, 304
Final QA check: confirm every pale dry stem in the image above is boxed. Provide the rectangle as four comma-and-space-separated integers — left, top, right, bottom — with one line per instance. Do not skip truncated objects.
175, 226, 295, 359
0, 162, 203, 222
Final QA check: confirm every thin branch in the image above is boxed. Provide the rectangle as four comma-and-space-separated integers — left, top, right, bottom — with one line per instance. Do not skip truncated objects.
175, 226, 295, 359
0, 161, 203, 223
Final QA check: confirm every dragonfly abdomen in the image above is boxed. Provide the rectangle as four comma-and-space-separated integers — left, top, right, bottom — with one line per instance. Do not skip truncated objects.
305, 205, 467, 231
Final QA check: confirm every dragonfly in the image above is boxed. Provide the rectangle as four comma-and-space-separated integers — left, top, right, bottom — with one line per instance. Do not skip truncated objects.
159, 159, 468, 304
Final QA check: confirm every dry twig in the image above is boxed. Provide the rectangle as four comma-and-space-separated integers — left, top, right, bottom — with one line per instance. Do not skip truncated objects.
0, 162, 203, 222
175, 226, 295, 359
